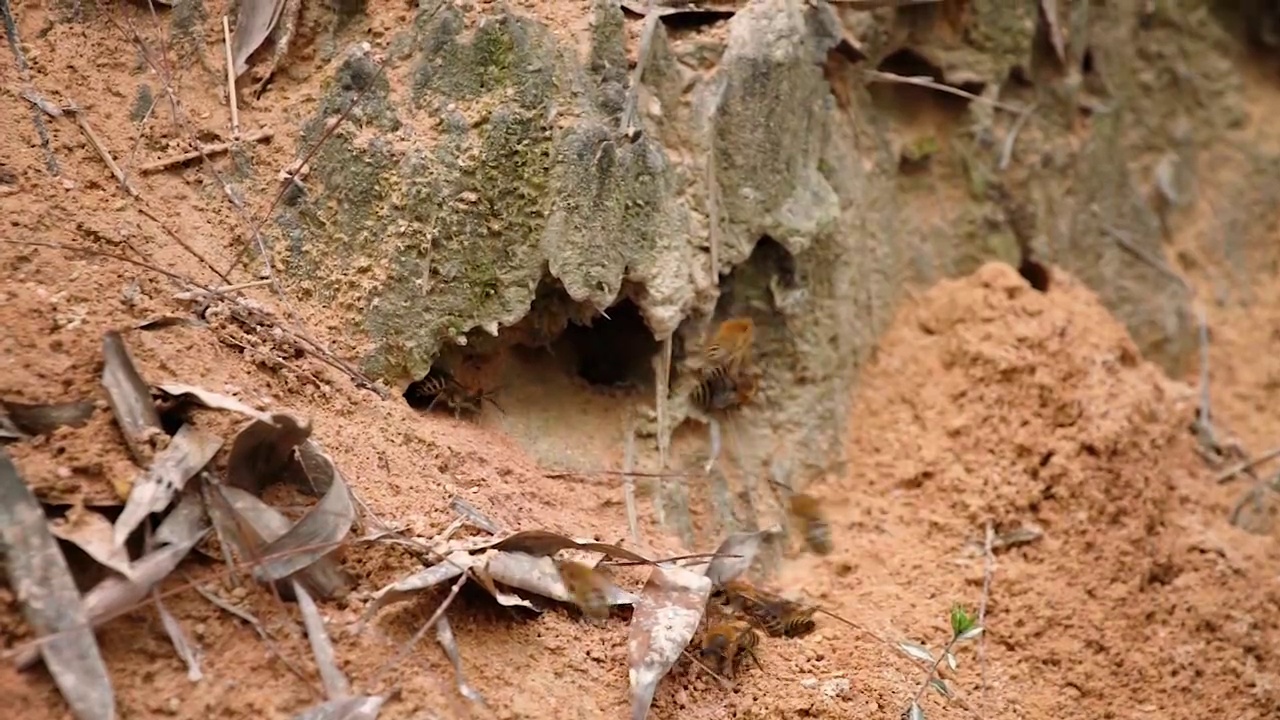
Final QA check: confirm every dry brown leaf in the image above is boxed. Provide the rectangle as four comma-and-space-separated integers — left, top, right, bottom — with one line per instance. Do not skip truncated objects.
294, 580, 350, 700
232, 0, 289, 77
0, 398, 94, 438
15, 517, 208, 669
700, 525, 780, 588
153, 488, 208, 546
207, 483, 351, 599
133, 315, 205, 331
49, 504, 134, 579
627, 564, 712, 720
102, 330, 162, 467
154, 383, 272, 422
292, 695, 387, 720
226, 413, 312, 493
467, 559, 536, 609
114, 423, 223, 547
618, 0, 739, 19
256, 457, 355, 583
1, 449, 116, 720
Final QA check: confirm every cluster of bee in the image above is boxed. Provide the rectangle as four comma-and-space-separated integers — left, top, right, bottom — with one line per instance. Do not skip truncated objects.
689, 317, 762, 413
404, 366, 502, 420
698, 579, 818, 681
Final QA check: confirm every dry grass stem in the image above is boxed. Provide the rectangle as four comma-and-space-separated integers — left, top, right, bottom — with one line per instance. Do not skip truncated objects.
139, 129, 274, 173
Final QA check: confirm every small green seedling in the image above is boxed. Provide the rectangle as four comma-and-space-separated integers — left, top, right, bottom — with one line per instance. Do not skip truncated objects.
898, 603, 985, 720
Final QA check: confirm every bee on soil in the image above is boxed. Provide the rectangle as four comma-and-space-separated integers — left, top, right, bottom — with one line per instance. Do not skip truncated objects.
714, 579, 817, 639
404, 368, 502, 420
555, 559, 612, 622
788, 492, 833, 556
699, 619, 763, 680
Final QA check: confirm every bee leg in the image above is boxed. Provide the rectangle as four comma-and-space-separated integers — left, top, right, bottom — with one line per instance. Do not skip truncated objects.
704, 417, 721, 473
745, 648, 764, 673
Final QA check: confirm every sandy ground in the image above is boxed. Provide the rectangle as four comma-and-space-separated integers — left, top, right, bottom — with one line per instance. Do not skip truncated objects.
3, 1, 1280, 719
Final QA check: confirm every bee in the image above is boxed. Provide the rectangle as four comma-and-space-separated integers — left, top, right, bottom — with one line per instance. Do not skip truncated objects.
704, 317, 756, 374
690, 363, 761, 412
788, 492, 833, 556
404, 367, 502, 420
555, 559, 611, 622
699, 620, 762, 680
714, 579, 817, 639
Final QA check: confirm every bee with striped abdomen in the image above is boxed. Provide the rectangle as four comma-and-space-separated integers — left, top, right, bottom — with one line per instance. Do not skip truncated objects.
555, 558, 612, 622
788, 492, 833, 556
699, 619, 762, 680
404, 367, 502, 420
714, 579, 817, 639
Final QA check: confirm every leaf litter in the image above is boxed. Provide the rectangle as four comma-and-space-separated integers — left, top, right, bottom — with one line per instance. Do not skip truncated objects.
0, 448, 116, 720
627, 563, 713, 720
0, 397, 95, 441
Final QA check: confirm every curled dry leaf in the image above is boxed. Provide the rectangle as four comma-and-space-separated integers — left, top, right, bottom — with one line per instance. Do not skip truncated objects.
700, 525, 780, 588
0, 449, 117, 720
154, 383, 272, 422
226, 413, 313, 494
0, 398, 95, 439
482, 529, 652, 564
49, 504, 134, 579
232, 0, 289, 77
15, 516, 208, 669
294, 581, 351, 700
292, 695, 387, 720
627, 564, 713, 720
114, 423, 223, 547
206, 484, 351, 599
102, 330, 163, 466
486, 551, 638, 608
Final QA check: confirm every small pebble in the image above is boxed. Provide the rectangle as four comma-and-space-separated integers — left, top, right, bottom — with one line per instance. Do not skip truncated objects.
230, 586, 249, 600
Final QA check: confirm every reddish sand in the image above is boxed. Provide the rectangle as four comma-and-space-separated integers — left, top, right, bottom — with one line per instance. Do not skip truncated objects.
2, 1, 1280, 719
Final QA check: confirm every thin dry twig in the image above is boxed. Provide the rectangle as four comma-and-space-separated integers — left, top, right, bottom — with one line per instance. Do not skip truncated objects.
223, 15, 240, 137
619, 0, 661, 137
370, 569, 470, 687
139, 129, 273, 173
978, 520, 995, 714
3, 0, 59, 174
997, 101, 1038, 171
863, 69, 1026, 114
1215, 445, 1280, 484
623, 412, 640, 544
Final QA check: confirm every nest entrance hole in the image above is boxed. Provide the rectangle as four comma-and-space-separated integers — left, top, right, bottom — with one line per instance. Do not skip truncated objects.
554, 297, 659, 391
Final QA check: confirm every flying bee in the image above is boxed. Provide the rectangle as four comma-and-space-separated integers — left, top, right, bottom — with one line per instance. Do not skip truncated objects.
404, 367, 503, 420
788, 492, 833, 556
714, 579, 817, 639
555, 559, 612, 622
699, 620, 762, 680
704, 317, 756, 374
690, 363, 761, 413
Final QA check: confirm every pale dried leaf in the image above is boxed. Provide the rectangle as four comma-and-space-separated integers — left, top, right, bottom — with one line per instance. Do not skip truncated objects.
701, 525, 780, 587
908, 701, 925, 720
929, 678, 952, 699
484, 550, 638, 606
154, 383, 272, 422
153, 488, 209, 546
114, 423, 223, 547
232, 0, 289, 77
226, 413, 312, 494
957, 625, 984, 642
1, 398, 94, 437
294, 580, 350, 699
49, 505, 134, 579
0, 449, 116, 720
16, 521, 208, 669
436, 614, 485, 704
360, 553, 471, 625
292, 695, 386, 720
208, 484, 350, 599
102, 330, 162, 465
467, 560, 537, 609
156, 597, 203, 682
945, 651, 958, 671
627, 564, 712, 720
449, 496, 502, 534
898, 641, 934, 663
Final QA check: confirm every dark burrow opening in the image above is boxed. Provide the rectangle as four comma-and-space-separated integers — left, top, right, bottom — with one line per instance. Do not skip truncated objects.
554, 297, 659, 390
1018, 256, 1051, 293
